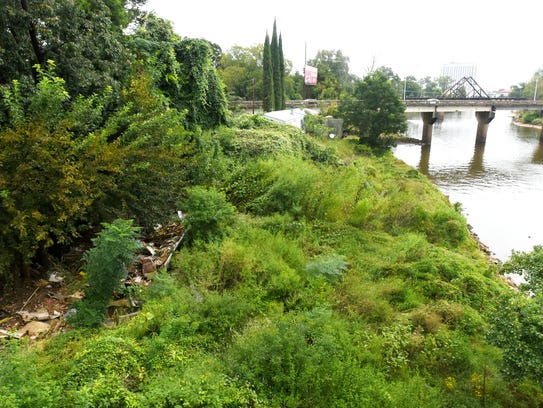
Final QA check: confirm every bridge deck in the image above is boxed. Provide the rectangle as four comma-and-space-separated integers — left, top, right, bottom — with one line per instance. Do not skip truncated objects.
231, 99, 543, 112
404, 99, 543, 112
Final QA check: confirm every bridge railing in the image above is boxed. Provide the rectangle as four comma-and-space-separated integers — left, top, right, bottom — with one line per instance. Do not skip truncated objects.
230, 99, 543, 111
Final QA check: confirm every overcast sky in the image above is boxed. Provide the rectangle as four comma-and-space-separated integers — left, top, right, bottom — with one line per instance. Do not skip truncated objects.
143, 0, 541, 91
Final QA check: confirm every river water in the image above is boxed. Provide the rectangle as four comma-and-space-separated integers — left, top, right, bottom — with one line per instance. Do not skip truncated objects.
393, 110, 543, 261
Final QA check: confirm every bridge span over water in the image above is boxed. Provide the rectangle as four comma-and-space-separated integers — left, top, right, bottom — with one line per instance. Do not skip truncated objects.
404, 98, 543, 145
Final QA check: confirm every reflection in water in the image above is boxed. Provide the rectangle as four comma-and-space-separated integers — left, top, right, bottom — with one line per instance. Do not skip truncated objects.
532, 143, 543, 164
468, 144, 485, 176
418, 145, 431, 174
395, 110, 543, 260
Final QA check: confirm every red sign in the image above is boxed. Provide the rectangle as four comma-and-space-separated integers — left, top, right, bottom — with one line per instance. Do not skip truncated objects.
304, 65, 318, 85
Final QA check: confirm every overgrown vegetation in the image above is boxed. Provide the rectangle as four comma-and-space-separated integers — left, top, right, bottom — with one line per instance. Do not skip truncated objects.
2, 1, 543, 406
1, 119, 541, 406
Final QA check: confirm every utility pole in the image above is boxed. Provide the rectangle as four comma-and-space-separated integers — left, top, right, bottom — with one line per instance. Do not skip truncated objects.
252, 78, 255, 114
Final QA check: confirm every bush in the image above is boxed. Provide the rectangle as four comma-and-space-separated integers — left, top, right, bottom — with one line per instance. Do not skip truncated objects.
180, 186, 236, 244
140, 355, 261, 407
227, 309, 369, 407
521, 110, 541, 124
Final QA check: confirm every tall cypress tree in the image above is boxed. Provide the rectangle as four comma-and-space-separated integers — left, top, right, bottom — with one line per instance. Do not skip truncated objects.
262, 32, 274, 112
278, 33, 285, 109
271, 20, 281, 110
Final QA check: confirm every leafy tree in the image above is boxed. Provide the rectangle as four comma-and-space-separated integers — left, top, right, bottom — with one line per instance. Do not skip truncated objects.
488, 245, 543, 385
78, 0, 146, 28
418, 76, 443, 98
0, 63, 191, 286
375, 66, 403, 98
306, 49, 354, 99
403, 75, 422, 99
516, 70, 543, 100
219, 45, 263, 101
339, 71, 407, 149
0, 0, 135, 97
0, 64, 121, 281
262, 32, 274, 112
437, 75, 454, 95
174, 38, 228, 129
509, 83, 526, 98
131, 15, 227, 129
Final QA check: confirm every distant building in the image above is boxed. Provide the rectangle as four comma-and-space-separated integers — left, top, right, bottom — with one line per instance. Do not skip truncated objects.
441, 64, 477, 81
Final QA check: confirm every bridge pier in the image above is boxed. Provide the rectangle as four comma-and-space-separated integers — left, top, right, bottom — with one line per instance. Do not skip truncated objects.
540, 110, 543, 143
475, 109, 496, 145
421, 110, 438, 144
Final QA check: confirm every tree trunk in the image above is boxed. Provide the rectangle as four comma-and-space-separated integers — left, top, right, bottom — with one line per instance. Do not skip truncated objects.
20, 0, 45, 81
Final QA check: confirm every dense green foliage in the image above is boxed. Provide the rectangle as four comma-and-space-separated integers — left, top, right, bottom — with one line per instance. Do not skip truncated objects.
1, 119, 540, 406
2, 1, 543, 405
488, 246, 543, 389
339, 71, 408, 149
0, 3, 228, 283
0, 0, 136, 98
305, 49, 354, 99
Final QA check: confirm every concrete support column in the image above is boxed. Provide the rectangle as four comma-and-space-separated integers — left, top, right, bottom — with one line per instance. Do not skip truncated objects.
421, 111, 438, 144
475, 109, 496, 145
539, 110, 543, 143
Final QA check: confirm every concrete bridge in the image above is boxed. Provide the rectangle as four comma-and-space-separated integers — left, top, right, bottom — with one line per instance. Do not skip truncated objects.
404, 98, 543, 145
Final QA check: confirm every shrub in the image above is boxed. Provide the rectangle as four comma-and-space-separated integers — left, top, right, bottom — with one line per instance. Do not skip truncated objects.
140, 355, 260, 407
62, 335, 145, 406
70, 219, 142, 327
179, 186, 236, 244
227, 309, 369, 407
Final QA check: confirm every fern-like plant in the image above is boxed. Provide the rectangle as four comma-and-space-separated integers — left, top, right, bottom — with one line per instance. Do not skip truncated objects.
305, 254, 348, 282
70, 219, 142, 327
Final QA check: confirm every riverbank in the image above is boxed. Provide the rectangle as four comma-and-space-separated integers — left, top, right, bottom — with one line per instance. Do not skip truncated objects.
512, 119, 542, 131
0, 123, 533, 406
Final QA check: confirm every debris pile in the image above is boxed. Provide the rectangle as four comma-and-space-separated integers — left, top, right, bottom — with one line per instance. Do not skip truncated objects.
0, 221, 185, 340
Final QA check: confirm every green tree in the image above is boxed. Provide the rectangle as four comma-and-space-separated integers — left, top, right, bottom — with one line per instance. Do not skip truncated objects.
418, 76, 443, 98
175, 38, 227, 129
403, 75, 422, 99
131, 15, 227, 129
0, 64, 119, 280
278, 34, 286, 109
306, 49, 354, 99
375, 66, 403, 98
339, 71, 407, 149
262, 32, 274, 112
271, 20, 284, 110
488, 245, 543, 385
0, 0, 135, 97
219, 45, 263, 101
